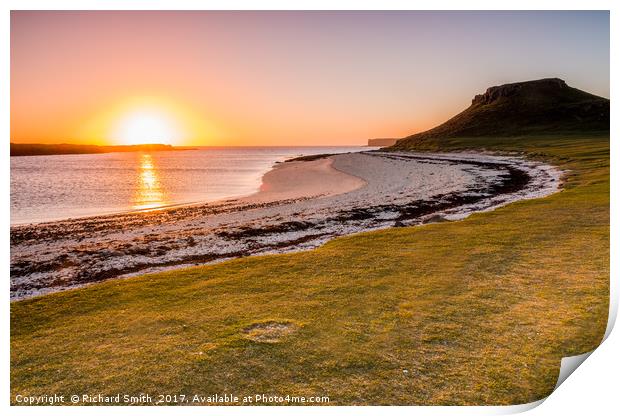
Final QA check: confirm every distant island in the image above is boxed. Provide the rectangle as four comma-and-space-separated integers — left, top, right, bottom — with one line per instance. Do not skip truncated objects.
10, 143, 181, 157
368, 138, 399, 147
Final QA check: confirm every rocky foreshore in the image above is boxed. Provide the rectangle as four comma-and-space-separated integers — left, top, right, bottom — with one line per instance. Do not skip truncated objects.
10, 151, 562, 300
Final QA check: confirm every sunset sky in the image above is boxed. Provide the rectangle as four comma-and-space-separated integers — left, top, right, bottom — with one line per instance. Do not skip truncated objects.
11, 11, 609, 146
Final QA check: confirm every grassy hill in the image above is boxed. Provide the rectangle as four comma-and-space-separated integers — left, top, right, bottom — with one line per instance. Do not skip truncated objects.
393, 78, 608, 150
10, 80, 609, 405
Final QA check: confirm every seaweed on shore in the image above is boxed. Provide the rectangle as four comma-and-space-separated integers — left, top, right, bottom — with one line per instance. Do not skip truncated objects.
10, 152, 554, 300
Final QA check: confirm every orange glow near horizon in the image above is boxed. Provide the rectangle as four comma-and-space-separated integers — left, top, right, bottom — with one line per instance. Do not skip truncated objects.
75, 96, 216, 146
113, 108, 180, 146
10, 11, 610, 146
9, 12, 455, 147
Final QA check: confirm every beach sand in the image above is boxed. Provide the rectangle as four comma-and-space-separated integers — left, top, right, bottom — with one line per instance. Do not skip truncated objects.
10, 151, 561, 300
245, 157, 366, 203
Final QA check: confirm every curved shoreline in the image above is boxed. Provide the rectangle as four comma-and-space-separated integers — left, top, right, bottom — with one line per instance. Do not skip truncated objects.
10, 156, 366, 227
10, 151, 561, 301
243, 156, 367, 204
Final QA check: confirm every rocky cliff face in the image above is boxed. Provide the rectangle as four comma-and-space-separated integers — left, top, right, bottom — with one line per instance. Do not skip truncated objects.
471, 78, 568, 106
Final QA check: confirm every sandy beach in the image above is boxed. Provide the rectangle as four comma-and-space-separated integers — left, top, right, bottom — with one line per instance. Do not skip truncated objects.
10, 151, 561, 300
246, 157, 366, 203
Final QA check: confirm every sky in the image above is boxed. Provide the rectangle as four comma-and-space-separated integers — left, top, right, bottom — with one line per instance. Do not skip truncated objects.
10, 11, 610, 146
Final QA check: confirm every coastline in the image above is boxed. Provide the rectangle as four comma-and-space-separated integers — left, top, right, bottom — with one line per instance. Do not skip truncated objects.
9, 143, 187, 157
11, 147, 370, 226
243, 156, 367, 204
10, 155, 365, 227
10, 150, 562, 301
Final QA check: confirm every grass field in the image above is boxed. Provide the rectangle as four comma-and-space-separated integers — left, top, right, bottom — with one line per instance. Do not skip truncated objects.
11, 134, 609, 405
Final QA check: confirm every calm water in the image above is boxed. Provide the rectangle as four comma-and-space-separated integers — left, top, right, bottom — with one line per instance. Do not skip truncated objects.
11, 146, 369, 225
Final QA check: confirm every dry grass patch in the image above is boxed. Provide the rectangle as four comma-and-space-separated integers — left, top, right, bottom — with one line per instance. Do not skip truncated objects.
242, 321, 301, 343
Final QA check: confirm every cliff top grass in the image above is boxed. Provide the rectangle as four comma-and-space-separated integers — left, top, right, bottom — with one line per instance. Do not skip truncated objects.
11, 134, 609, 405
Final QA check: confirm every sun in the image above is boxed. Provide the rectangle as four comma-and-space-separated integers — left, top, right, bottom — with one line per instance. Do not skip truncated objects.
83, 96, 214, 146
113, 108, 181, 145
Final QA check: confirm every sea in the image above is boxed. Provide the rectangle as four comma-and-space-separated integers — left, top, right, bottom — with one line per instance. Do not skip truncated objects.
10, 146, 370, 225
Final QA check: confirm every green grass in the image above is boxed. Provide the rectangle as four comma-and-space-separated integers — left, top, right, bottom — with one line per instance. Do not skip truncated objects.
11, 135, 609, 405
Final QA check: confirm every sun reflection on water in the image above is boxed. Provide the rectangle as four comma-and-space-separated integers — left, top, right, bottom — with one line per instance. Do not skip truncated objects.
133, 153, 166, 210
